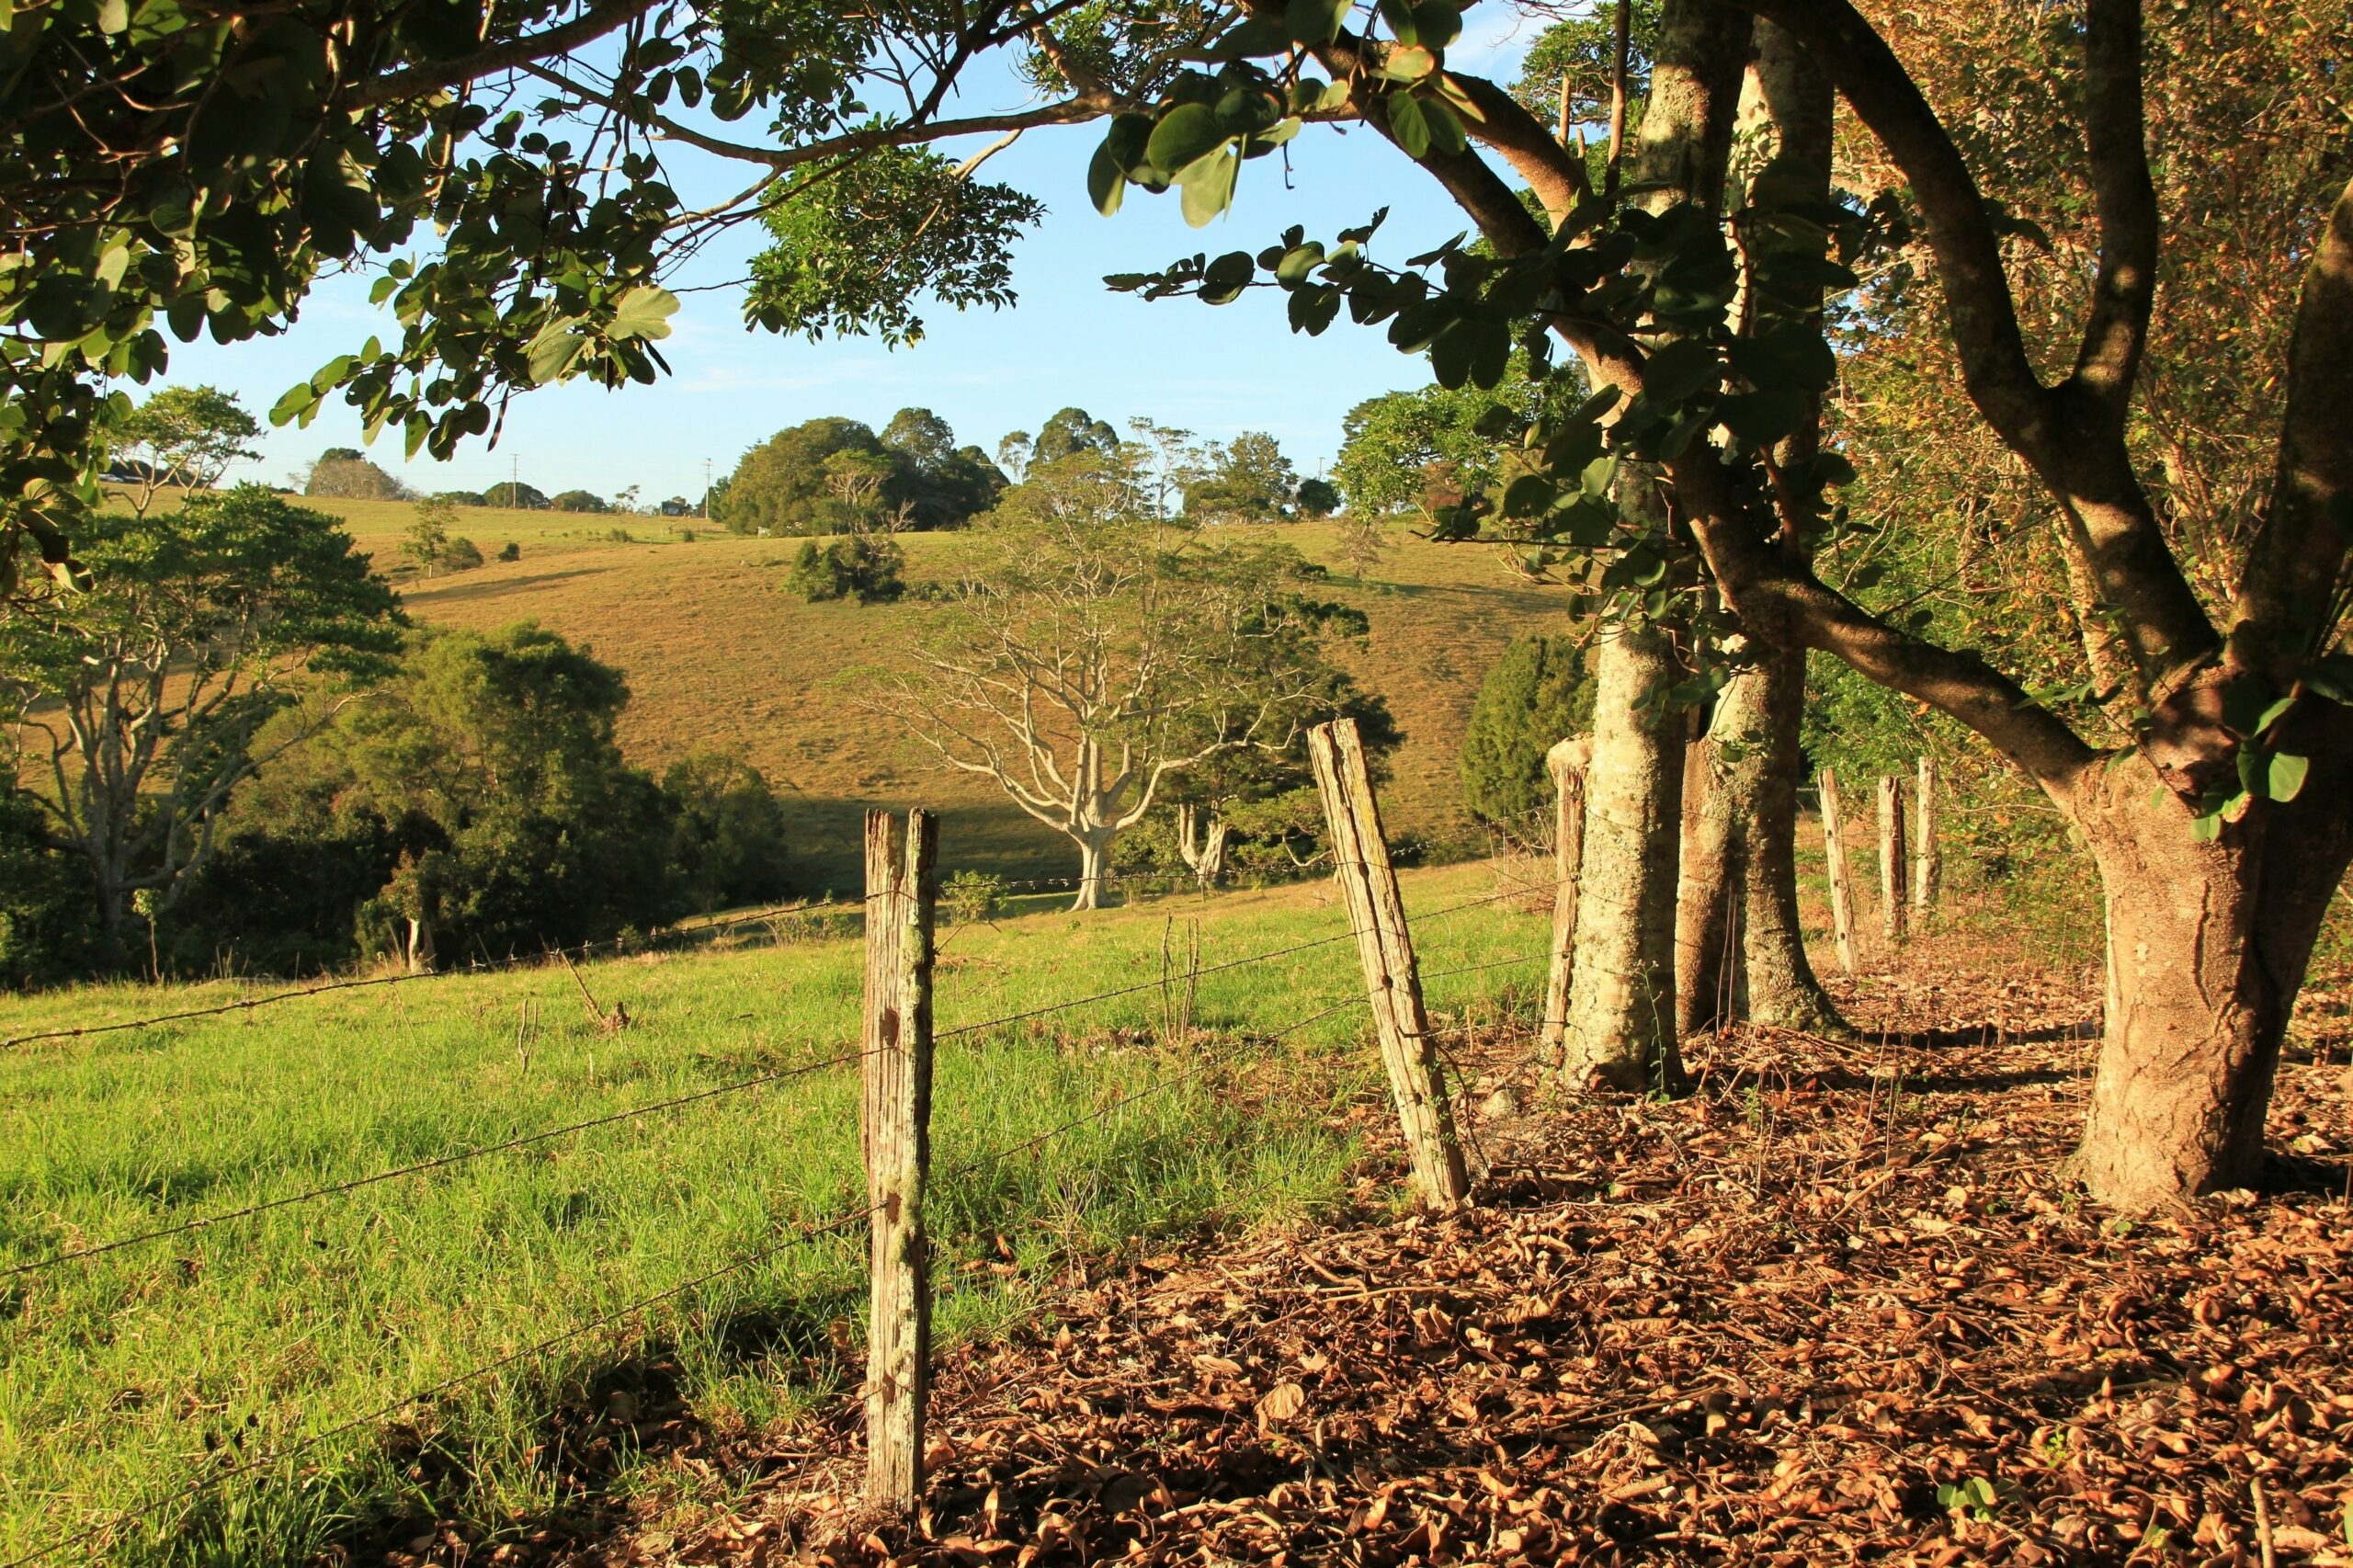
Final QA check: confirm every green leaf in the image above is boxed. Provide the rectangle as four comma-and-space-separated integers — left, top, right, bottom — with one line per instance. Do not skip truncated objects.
608, 286, 679, 341
1420, 96, 1468, 156
1642, 338, 1721, 404
2268, 752, 2310, 801
1381, 44, 1438, 82
1087, 141, 1126, 216
527, 327, 588, 385
1199, 249, 1256, 303
1501, 474, 1554, 517
1147, 104, 1229, 175
96, 0, 128, 32
1177, 151, 1240, 226
1284, 0, 1348, 43
1410, 0, 1462, 48
1386, 92, 1431, 158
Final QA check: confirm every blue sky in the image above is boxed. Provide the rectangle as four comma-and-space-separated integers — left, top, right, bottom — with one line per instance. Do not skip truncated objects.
160, 5, 1549, 504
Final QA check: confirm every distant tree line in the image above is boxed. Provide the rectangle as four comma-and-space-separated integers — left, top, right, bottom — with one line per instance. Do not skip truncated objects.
718, 405, 1341, 539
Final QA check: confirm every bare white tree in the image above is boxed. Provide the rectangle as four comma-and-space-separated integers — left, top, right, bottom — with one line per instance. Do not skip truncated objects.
881, 456, 1334, 909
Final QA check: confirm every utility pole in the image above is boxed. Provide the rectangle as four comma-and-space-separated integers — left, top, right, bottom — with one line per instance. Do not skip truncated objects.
702, 457, 712, 517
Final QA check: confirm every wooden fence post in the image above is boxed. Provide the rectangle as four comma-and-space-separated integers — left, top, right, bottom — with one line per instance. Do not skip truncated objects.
862, 808, 938, 1512
1877, 775, 1908, 945
1818, 767, 1858, 976
1913, 755, 1938, 916
1309, 719, 1471, 1209
1539, 736, 1589, 1069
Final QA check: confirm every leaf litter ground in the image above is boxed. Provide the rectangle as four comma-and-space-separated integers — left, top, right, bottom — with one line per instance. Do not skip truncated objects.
449, 946, 2353, 1568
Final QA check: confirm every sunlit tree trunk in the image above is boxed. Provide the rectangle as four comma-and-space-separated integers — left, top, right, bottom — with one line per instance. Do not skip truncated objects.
1563, 620, 1688, 1091
2067, 745, 2353, 1208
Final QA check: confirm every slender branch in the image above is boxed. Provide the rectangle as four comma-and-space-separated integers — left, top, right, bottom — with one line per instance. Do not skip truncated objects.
347, 0, 661, 109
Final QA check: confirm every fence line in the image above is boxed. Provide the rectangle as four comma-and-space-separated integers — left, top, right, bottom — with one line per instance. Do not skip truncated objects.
3, 882, 1563, 1286
0, 859, 1540, 1058
6, 980, 1376, 1568
0, 1042, 881, 1284
6, 793, 1570, 1557
0, 894, 855, 1053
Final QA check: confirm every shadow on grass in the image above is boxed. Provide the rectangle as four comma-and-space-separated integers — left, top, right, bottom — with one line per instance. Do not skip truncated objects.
152, 1284, 868, 1566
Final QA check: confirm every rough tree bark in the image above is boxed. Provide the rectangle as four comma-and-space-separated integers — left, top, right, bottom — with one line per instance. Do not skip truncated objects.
1563, 621, 1691, 1091
2068, 736, 2353, 1201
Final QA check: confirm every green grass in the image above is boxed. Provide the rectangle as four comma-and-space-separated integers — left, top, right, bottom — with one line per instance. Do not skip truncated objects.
0, 862, 1552, 1565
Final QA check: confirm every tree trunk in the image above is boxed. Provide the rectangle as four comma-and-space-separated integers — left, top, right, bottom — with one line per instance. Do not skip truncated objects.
1676, 644, 1847, 1038
1069, 829, 1117, 912
1738, 645, 1847, 1033
1562, 621, 1688, 1092
405, 915, 437, 975
2067, 755, 2352, 1210
1675, 705, 1738, 1039
1175, 803, 1229, 890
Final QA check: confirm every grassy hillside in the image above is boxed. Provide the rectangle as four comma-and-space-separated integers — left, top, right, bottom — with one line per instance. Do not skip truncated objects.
0, 863, 1551, 1563
293, 495, 1569, 890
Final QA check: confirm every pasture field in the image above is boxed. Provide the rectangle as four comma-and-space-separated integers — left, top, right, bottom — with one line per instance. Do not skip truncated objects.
278, 494, 1568, 889
0, 862, 1554, 1565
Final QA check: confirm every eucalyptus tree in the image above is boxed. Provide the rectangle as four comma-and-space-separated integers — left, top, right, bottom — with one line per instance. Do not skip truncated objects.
881, 454, 1345, 909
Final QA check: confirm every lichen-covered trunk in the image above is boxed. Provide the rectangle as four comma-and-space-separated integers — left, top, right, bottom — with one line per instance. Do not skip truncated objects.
1675, 645, 1846, 1038
2068, 755, 2351, 1210
1563, 622, 1688, 1092
1069, 829, 1116, 912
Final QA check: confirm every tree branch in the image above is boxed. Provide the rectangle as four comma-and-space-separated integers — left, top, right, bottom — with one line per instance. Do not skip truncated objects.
347, 0, 661, 109
2068, 0, 2159, 419
2237, 176, 2353, 675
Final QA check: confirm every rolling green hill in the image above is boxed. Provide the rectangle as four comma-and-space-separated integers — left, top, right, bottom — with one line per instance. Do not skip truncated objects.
297, 496, 1571, 890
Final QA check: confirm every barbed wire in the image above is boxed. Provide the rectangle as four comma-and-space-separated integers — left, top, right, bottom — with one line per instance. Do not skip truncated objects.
0, 1042, 882, 1284
1, 984, 1372, 1568
0, 854, 1552, 1057
0, 895, 857, 1053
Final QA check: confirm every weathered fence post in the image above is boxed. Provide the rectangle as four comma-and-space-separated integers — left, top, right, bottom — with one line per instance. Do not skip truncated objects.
1309, 719, 1472, 1209
862, 808, 938, 1512
1913, 754, 1938, 917
1539, 736, 1589, 1069
1818, 767, 1858, 976
1877, 774, 1908, 945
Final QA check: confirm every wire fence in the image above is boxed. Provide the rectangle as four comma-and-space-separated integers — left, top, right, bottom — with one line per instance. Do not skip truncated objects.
0, 840, 1569, 1564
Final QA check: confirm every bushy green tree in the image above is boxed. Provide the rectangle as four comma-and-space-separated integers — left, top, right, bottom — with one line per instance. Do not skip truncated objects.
1033, 407, 1121, 466
0, 788, 98, 989
712, 417, 892, 535
551, 489, 610, 513
1334, 360, 1574, 522
305, 454, 407, 501
483, 482, 550, 510
1295, 477, 1341, 517
2, 486, 401, 939
881, 408, 1006, 528
787, 534, 905, 603
265, 624, 677, 960
404, 496, 455, 574
1460, 635, 1597, 828
1185, 430, 1296, 522
104, 385, 261, 517
663, 751, 792, 914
